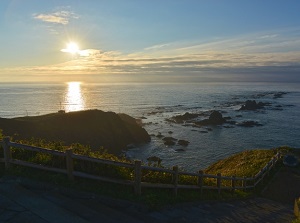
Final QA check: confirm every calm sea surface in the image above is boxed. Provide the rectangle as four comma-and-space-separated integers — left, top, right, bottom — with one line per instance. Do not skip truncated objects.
0, 82, 299, 171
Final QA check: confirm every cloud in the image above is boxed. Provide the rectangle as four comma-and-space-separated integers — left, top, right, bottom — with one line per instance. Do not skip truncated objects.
33, 10, 78, 25
34, 14, 68, 25
259, 34, 278, 39
2, 28, 300, 82
77, 49, 99, 57
5, 49, 300, 78
144, 43, 171, 51
61, 48, 101, 57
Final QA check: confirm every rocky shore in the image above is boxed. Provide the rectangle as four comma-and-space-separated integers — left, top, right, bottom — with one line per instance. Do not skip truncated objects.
165, 91, 291, 130
138, 91, 294, 165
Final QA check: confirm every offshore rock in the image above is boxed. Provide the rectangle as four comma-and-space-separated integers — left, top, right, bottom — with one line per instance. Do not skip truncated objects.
195, 111, 226, 126
177, 139, 190, 146
162, 137, 177, 141
162, 136, 177, 146
169, 112, 200, 124
239, 100, 269, 111
236, 121, 263, 127
147, 156, 162, 162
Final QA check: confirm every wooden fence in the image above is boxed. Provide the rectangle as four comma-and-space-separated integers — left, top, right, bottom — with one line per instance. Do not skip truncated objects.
0, 137, 280, 196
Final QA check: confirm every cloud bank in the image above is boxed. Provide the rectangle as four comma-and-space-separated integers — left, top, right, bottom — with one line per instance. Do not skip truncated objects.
2, 28, 300, 82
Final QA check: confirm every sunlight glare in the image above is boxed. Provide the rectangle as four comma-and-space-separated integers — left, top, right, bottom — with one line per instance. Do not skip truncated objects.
64, 82, 85, 112
61, 42, 80, 54
67, 42, 79, 54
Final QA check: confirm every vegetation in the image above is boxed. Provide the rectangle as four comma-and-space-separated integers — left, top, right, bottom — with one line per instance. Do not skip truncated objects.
10, 138, 134, 181
293, 198, 300, 223
0, 131, 291, 208
0, 110, 150, 155
205, 149, 278, 177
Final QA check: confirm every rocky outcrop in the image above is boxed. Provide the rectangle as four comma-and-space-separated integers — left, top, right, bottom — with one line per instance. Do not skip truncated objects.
239, 100, 270, 111
175, 148, 185, 152
195, 111, 226, 126
177, 139, 189, 146
273, 92, 287, 99
162, 137, 177, 141
162, 136, 178, 146
169, 112, 200, 124
147, 156, 162, 162
147, 156, 162, 166
156, 132, 164, 138
236, 121, 263, 127
0, 110, 150, 155
163, 137, 177, 146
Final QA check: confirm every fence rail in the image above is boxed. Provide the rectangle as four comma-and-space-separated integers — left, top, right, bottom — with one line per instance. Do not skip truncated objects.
0, 137, 280, 196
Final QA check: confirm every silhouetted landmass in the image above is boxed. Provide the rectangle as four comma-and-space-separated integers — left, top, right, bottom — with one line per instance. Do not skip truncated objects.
0, 109, 150, 155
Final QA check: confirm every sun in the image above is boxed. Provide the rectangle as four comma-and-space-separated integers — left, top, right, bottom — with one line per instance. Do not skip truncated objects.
61, 42, 80, 54
66, 42, 79, 54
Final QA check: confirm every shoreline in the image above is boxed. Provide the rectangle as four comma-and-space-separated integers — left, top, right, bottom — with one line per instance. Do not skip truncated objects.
0, 83, 299, 171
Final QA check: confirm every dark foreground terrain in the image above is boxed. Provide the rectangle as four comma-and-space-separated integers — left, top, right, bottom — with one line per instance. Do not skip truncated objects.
0, 175, 294, 223
0, 110, 150, 155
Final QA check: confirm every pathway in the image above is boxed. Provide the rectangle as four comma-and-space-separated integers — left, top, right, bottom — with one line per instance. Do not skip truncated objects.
0, 176, 294, 223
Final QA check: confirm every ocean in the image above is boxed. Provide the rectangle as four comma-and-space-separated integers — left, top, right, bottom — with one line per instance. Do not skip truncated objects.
0, 82, 299, 172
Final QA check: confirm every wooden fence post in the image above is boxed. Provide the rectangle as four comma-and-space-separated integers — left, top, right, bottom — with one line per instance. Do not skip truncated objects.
198, 170, 204, 195
217, 173, 221, 195
66, 148, 74, 181
134, 160, 142, 196
3, 137, 11, 170
276, 152, 280, 161
172, 166, 179, 196
231, 176, 236, 194
242, 177, 247, 191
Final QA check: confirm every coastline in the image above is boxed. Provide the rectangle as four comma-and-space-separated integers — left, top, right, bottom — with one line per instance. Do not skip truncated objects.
0, 82, 299, 171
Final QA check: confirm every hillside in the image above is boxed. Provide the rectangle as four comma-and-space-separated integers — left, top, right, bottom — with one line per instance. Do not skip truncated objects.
0, 109, 150, 155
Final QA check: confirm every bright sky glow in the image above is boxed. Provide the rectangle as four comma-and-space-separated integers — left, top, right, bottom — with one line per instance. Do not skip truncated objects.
0, 0, 300, 82
61, 42, 80, 54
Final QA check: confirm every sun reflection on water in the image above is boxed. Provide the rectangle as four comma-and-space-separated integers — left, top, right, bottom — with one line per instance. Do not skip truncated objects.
64, 82, 85, 112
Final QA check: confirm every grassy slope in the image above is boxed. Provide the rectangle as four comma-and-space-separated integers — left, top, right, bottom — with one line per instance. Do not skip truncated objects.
205, 149, 278, 177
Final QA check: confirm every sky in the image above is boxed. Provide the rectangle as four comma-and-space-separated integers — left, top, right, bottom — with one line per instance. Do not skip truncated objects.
1, 0, 300, 83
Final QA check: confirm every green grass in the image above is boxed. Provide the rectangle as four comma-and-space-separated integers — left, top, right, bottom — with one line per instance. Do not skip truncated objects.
205, 146, 300, 178
1, 132, 294, 209
293, 199, 300, 223
205, 149, 278, 177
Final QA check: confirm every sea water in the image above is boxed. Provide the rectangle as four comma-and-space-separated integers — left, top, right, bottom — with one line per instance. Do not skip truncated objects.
0, 82, 299, 171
